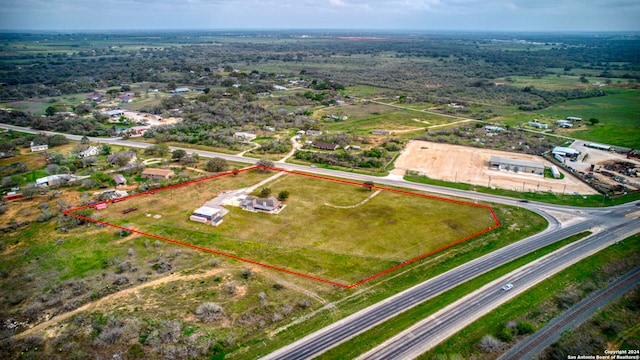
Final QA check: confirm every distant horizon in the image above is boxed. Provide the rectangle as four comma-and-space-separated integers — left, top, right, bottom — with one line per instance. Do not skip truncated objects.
1, 0, 638, 33
0, 28, 638, 35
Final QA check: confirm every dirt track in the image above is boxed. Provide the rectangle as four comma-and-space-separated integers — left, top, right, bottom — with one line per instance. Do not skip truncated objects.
393, 141, 597, 195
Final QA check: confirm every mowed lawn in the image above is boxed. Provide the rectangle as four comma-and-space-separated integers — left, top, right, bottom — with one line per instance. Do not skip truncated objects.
94, 170, 497, 284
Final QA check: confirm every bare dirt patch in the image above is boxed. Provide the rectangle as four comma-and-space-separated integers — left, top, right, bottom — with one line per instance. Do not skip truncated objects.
393, 140, 597, 194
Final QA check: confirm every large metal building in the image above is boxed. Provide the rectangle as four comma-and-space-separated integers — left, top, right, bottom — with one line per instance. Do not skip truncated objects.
490, 156, 545, 175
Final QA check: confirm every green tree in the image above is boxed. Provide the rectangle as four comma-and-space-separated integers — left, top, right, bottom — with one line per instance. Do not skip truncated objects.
260, 187, 272, 198
172, 149, 187, 161
277, 190, 290, 201
146, 143, 170, 157
256, 158, 274, 171
206, 158, 228, 172
363, 181, 375, 191
90, 171, 111, 184
589, 118, 600, 125
102, 145, 111, 155
45, 106, 56, 116
48, 135, 69, 147
80, 136, 90, 144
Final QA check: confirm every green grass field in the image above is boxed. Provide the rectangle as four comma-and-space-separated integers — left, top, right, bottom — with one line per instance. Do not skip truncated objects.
492, 88, 640, 148
541, 88, 640, 148
94, 170, 497, 285
319, 102, 454, 133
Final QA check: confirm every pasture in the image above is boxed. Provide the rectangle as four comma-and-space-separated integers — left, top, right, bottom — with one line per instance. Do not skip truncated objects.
84, 168, 499, 286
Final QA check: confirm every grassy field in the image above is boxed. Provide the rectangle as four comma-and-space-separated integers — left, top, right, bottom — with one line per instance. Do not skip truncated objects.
540, 88, 640, 148
493, 88, 640, 149
316, 231, 592, 360
317, 102, 453, 133
91, 169, 497, 285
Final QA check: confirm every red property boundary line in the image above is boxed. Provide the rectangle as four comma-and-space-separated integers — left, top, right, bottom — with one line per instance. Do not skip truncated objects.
63, 166, 501, 289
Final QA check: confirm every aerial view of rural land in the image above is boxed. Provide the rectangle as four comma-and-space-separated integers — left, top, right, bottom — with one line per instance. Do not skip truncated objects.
0, 1, 639, 359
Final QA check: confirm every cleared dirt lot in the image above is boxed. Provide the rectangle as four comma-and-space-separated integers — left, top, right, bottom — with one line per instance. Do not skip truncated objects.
393, 140, 597, 195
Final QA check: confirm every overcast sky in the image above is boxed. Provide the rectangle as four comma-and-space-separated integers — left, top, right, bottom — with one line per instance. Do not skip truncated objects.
1, 0, 638, 32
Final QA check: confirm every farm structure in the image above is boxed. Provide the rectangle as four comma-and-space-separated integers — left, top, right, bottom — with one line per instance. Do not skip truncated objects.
190, 206, 224, 226
63, 166, 501, 288
393, 141, 596, 194
586, 143, 611, 151
527, 121, 548, 129
36, 174, 73, 187
490, 156, 545, 175
141, 168, 175, 180
113, 174, 127, 186
552, 146, 580, 161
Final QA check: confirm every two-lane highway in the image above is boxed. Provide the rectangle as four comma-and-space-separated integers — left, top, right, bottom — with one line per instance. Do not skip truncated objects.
3, 124, 638, 360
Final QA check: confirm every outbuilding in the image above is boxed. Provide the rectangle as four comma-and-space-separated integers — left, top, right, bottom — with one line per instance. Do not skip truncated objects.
113, 174, 127, 186
141, 168, 175, 180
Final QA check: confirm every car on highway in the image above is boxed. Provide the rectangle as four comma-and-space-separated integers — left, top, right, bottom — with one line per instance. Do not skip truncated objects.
502, 283, 514, 291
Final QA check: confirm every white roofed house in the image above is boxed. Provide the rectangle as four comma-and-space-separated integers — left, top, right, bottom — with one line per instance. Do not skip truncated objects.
79, 146, 101, 158
240, 196, 282, 213
234, 132, 257, 141
30, 141, 48, 152
36, 174, 73, 187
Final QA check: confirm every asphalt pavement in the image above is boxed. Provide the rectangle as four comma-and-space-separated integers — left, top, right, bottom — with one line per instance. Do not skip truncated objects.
3, 123, 639, 360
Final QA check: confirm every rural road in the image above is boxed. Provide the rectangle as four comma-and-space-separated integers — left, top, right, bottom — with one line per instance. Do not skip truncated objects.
261, 204, 639, 360
3, 123, 640, 359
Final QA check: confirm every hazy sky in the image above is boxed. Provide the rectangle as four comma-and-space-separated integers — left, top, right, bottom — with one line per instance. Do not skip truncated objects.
1, 0, 638, 32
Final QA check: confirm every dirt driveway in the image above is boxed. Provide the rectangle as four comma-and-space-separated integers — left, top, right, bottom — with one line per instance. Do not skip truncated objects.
393, 141, 597, 195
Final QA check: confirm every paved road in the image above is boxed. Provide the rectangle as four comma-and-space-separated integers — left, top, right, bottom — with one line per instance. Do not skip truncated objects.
500, 266, 640, 360
262, 206, 639, 360
358, 221, 640, 360
3, 123, 639, 360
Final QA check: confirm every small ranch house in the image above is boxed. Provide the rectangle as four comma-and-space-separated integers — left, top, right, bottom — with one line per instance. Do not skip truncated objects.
234, 132, 257, 141
30, 142, 48, 152
240, 196, 282, 213
141, 168, 175, 180
79, 146, 101, 158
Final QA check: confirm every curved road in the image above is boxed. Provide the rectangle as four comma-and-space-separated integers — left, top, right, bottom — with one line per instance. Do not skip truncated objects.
358, 221, 640, 360
2, 124, 639, 360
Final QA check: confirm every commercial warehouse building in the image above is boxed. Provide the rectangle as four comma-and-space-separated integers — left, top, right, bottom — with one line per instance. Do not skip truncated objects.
490, 156, 545, 175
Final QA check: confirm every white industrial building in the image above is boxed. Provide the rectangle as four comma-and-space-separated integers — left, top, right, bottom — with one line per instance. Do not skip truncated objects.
490, 156, 545, 175
190, 206, 224, 226
527, 121, 548, 129
552, 147, 580, 157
